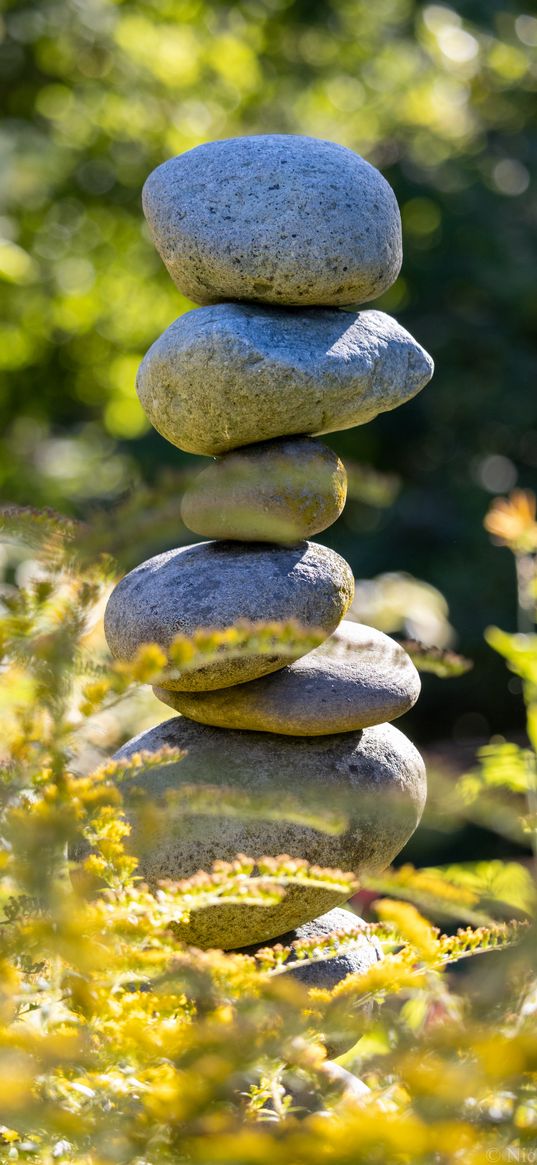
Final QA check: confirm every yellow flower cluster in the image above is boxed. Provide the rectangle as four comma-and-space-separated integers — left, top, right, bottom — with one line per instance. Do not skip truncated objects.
0, 511, 535, 1163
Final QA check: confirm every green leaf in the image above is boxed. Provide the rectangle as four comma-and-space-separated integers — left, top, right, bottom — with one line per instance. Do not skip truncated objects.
485, 626, 537, 684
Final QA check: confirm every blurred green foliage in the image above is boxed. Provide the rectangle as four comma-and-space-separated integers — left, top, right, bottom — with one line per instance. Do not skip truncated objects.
1, 0, 536, 735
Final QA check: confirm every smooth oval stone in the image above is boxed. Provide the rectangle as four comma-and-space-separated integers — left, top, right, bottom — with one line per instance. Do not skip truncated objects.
136, 304, 433, 456
155, 621, 420, 735
110, 717, 426, 949
180, 437, 347, 543
104, 540, 354, 691
142, 135, 402, 307
240, 907, 383, 991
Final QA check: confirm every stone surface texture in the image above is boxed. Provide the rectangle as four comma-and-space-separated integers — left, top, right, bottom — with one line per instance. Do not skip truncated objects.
180, 436, 347, 543
104, 540, 354, 691
240, 906, 382, 990
154, 620, 420, 735
111, 716, 426, 948
136, 303, 434, 456
142, 135, 402, 307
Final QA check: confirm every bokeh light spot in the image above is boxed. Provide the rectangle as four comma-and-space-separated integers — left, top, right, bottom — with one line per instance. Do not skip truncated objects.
515, 15, 537, 46
492, 159, 530, 196
476, 454, 518, 494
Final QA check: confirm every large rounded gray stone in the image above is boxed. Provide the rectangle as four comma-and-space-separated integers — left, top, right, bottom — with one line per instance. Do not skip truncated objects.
240, 907, 382, 991
110, 717, 426, 949
136, 304, 433, 456
142, 135, 402, 307
155, 620, 420, 735
180, 437, 347, 543
104, 540, 354, 691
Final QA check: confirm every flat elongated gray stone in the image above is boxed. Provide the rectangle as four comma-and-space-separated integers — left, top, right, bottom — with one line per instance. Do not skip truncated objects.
155, 620, 420, 735
136, 304, 433, 456
104, 540, 354, 691
110, 717, 426, 949
180, 437, 347, 543
142, 135, 402, 307
240, 907, 383, 991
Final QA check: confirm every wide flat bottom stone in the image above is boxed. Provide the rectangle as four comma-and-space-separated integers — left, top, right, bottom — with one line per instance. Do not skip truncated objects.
242, 907, 383, 1058
240, 906, 382, 990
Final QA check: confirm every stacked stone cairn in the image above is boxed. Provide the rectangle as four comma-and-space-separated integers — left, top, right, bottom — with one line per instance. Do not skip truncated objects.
104, 135, 434, 985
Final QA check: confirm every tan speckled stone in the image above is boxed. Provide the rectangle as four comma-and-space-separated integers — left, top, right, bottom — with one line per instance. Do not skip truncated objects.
181, 437, 347, 543
142, 135, 402, 307
104, 540, 354, 691
155, 621, 420, 735
108, 717, 426, 949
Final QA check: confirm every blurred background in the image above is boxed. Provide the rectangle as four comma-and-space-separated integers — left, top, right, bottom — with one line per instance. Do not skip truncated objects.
0, 0, 536, 774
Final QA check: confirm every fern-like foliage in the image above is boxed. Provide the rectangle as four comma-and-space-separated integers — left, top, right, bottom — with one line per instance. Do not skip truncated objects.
0, 506, 536, 1163
361, 860, 536, 924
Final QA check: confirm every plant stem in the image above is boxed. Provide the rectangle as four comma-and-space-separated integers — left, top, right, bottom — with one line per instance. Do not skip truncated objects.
515, 553, 537, 634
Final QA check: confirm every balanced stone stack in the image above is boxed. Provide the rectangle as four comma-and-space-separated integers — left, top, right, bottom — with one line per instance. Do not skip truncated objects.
104, 136, 433, 975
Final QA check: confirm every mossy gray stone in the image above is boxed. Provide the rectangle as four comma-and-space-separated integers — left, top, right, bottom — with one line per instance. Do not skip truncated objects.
240, 906, 382, 991
136, 304, 433, 456
104, 540, 354, 691
142, 134, 402, 307
110, 717, 426, 949
180, 437, 347, 543
155, 620, 420, 735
